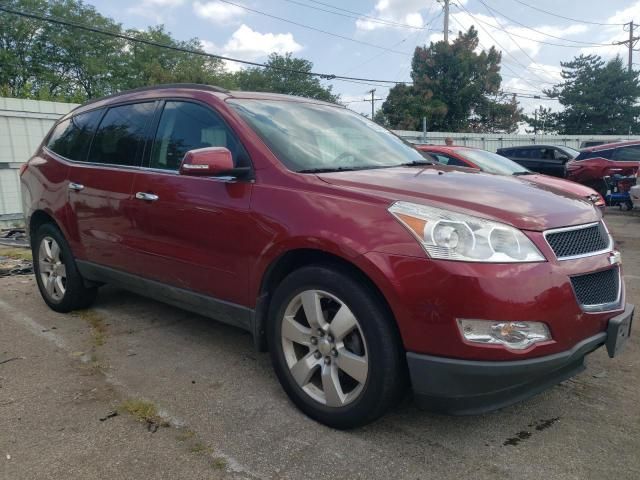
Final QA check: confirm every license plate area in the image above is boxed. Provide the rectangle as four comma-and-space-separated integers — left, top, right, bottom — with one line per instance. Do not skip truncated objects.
606, 304, 634, 358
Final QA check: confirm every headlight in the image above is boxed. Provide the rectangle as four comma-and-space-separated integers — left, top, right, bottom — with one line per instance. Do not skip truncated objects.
457, 319, 551, 350
389, 201, 545, 263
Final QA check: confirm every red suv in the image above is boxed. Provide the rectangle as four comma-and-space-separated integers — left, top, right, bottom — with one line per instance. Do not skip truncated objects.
21, 84, 634, 429
567, 141, 640, 194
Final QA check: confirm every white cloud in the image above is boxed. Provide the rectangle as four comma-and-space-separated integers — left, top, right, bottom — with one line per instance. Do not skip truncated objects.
201, 25, 303, 73
222, 24, 302, 59
356, 0, 428, 31
193, 1, 245, 24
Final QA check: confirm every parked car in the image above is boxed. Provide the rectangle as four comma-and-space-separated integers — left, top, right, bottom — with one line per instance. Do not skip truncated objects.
496, 145, 579, 178
566, 141, 640, 195
20, 84, 634, 429
580, 140, 621, 149
631, 184, 640, 208
417, 145, 605, 211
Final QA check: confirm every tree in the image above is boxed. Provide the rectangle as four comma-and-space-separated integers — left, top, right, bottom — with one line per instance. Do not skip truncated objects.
377, 27, 520, 133
541, 54, 640, 135
522, 105, 557, 134
234, 53, 339, 102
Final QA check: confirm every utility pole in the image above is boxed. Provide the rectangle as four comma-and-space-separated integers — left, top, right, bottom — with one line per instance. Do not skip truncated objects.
364, 89, 382, 119
613, 21, 639, 72
443, 0, 450, 44
630, 21, 634, 73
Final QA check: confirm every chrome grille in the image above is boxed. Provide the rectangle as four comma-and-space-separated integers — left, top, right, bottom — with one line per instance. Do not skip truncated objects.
570, 268, 620, 311
545, 222, 610, 259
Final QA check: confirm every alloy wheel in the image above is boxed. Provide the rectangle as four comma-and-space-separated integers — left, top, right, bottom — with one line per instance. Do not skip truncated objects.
281, 290, 369, 407
38, 236, 67, 302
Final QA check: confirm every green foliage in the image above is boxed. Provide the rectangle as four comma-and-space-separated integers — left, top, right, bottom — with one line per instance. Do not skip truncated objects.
540, 54, 640, 135
0, 1, 333, 103
378, 27, 520, 133
235, 53, 339, 102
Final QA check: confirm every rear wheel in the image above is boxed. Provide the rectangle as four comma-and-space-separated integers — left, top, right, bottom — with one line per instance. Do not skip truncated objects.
33, 223, 97, 312
267, 265, 406, 429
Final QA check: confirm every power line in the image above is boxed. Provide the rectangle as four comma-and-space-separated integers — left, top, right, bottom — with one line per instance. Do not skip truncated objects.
214, 0, 410, 55
451, 1, 617, 49
281, 0, 427, 30
0, 5, 409, 87
451, 3, 555, 89
476, 0, 560, 79
507, 0, 626, 27
478, 0, 615, 47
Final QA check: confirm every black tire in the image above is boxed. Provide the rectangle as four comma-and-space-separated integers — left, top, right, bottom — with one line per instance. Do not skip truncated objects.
32, 223, 98, 313
267, 265, 406, 429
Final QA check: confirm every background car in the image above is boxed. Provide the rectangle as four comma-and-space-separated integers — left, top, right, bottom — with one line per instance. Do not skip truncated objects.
496, 144, 579, 178
417, 145, 605, 210
566, 141, 640, 195
580, 140, 622, 149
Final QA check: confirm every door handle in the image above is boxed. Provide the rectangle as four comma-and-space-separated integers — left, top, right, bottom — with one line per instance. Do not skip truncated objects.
68, 182, 84, 192
135, 192, 159, 202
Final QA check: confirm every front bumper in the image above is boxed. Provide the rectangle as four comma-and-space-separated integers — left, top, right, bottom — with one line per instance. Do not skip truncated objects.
408, 304, 634, 415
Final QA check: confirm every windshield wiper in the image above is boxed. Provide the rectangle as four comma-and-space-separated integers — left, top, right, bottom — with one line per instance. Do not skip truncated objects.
297, 167, 358, 173
513, 171, 534, 176
398, 160, 434, 167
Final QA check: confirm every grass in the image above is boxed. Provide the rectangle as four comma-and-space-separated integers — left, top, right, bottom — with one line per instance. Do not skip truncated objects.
189, 442, 211, 454
211, 457, 228, 470
176, 429, 196, 442
119, 398, 168, 427
0, 247, 32, 261
75, 309, 107, 347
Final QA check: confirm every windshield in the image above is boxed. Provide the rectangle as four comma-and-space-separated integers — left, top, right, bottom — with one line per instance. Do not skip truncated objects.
228, 99, 426, 172
558, 146, 580, 158
454, 149, 530, 175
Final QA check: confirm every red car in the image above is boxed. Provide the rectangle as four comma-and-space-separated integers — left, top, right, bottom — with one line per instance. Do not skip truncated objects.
567, 141, 640, 194
417, 145, 606, 210
20, 85, 634, 428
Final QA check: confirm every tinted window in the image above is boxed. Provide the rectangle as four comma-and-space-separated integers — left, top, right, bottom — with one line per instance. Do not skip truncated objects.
88, 103, 155, 166
430, 153, 468, 167
614, 146, 640, 161
46, 109, 103, 161
150, 101, 248, 171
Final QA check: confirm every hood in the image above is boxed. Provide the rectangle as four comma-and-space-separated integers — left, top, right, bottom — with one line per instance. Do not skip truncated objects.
522, 174, 600, 198
318, 166, 600, 231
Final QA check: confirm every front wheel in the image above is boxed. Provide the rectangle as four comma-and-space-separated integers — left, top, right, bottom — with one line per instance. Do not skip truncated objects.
267, 265, 406, 429
33, 223, 98, 313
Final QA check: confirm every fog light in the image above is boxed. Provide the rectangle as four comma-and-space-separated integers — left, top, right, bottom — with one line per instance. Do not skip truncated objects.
457, 319, 551, 350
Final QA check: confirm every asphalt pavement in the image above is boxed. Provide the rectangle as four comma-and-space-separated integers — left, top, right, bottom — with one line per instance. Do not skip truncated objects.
1, 209, 639, 480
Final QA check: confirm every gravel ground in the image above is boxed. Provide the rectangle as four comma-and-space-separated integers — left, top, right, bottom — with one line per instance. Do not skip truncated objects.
1, 209, 639, 480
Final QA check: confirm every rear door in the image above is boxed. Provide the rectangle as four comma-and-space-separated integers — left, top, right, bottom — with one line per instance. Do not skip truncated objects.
127, 100, 254, 306
66, 102, 157, 272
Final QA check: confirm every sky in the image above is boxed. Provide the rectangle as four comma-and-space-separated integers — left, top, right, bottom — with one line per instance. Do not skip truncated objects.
86, 0, 640, 119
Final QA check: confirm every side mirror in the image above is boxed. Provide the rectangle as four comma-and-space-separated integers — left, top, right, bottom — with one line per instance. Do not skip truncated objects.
180, 147, 234, 177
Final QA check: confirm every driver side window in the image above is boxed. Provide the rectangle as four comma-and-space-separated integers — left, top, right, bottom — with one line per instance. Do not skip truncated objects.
150, 101, 249, 171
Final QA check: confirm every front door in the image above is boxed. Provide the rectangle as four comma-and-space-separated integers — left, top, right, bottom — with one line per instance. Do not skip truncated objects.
128, 100, 254, 306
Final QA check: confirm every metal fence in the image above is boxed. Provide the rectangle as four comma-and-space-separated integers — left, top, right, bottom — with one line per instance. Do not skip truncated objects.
0, 97, 78, 225
394, 131, 640, 151
2, 96, 639, 223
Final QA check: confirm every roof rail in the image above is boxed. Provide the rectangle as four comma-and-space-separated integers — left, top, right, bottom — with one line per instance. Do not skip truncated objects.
78, 83, 230, 108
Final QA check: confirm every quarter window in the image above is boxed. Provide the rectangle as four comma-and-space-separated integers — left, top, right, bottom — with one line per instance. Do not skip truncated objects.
88, 102, 155, 166
46, 109, 103, 161
614, 146, 640, 161
150, 101, 248, 171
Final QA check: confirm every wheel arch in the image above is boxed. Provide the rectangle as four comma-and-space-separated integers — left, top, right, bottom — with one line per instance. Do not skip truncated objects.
252, 248, 400, 353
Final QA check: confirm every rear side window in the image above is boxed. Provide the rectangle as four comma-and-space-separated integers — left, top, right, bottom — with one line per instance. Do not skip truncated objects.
150, 101, 248, 171
432, 153, 469, 167
613, 146, 640, 161
88, 102, 156, 166
46, 109, 103, 161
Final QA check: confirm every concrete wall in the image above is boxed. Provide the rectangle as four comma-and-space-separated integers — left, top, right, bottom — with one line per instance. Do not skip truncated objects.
0, 97, 78, 224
